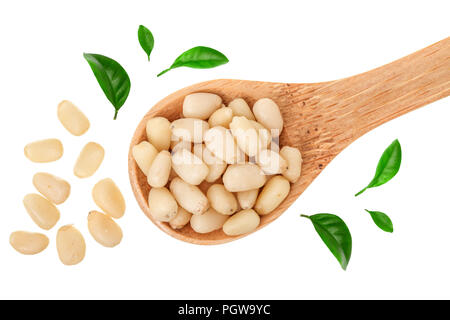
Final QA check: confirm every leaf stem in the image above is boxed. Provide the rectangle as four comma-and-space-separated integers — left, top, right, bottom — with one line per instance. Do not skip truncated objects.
354, 187, 367, 197
113, 109, 118, 120
300, 214, 310, 219
157, 68, 171, 77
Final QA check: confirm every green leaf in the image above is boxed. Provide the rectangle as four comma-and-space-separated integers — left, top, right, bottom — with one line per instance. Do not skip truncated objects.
355, 139, 402, 196
138, 25, 154, 61
83, 53, 131, 120
157, 46, 229, 77
365, 209, 393, 233
301, 214, 352, 270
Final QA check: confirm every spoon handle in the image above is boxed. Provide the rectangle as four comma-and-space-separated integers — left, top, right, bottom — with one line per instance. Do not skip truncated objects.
320, 37, 450, 140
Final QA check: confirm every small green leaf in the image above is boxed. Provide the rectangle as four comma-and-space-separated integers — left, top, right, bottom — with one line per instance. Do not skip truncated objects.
138, 25, 154, 61
83, 53, 131, 120
301, 214, 352, 270
365, 209, 393, 233
355, 139, 402, 196
157, 46, 229, 77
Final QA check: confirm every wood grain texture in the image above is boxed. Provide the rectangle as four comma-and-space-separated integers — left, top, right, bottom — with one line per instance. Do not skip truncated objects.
129, 37, 450, 245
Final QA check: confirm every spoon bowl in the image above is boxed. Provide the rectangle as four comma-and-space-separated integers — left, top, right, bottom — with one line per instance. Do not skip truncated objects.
129, 37, 450, 244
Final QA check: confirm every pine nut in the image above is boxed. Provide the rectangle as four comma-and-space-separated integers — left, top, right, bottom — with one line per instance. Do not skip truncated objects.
169, 207, 192, 229
207, 184, 238, 215
147, 150, 172, 188
92, 178, 125, 219
170, 118, 209, 143
57, 100, 90, 136
169, 177, 209, 215
204, 126, 243, 164
171, 148, 209, 185
230, 116, 262, 157
74, 142, 104, 178
253, 98, 283, 137
23, 193, 60, 230
190, 208, 229, 233
148, 187, 178, 222
87, 210, 123, 247
237, 189, 259, 210
56, 225, 86, 266
223, 209, 260, 236
9, 231, 49, 255
256, 149, 288, 174
183, 93, 222, 119
228, 98, 255, 121
146, 117, 171, 151
280, 146, 302, 183
208, 107, 233, 128
222, 163, 266, 192
254, 175, 290, 215
24, 139, 63, 163
32, 172, 71, 204
132, 141, 158, 176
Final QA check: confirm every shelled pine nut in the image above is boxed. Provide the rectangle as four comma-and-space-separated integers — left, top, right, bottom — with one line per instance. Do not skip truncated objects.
56, 225, 86, 266
169, 207, 192, 230
148, 187, 178, 222
254, 176, 290, 215
183, 93, 222, 120
146, 117, 172, 151
223, 209, 260, 236
132, 141, 158, 176
87, 210, 123, 247
92, 178, 126, 219
23, 194, 60, 230
33, 172, 71, 204
9, 231, 49, 255
74, 142, 104, 178
190, 208, 229, 233
57, 100, 90, 136
24, 139, 63, 163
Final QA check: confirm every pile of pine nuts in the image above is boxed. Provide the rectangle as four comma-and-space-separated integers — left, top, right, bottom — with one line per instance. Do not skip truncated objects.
10, 100, 125, 265
133, 93, 302, 236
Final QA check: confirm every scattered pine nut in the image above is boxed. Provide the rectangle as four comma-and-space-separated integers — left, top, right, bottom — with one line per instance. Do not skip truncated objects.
74, 142, 104, 178
24, 139, 63, 163
23, 194, 60, 230
57, 100, 90, 136
32, 172, 71, 204
92, 178, 126, 219
56, 225, 86, 266
9, 231, 49, 255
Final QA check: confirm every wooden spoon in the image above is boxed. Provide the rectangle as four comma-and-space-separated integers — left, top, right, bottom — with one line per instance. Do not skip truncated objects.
129, 37, 450, 245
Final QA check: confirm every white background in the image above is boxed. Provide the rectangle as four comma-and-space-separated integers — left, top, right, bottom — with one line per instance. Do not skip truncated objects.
0, 0, 449, 299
